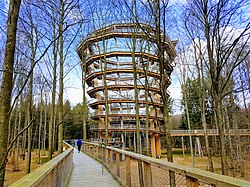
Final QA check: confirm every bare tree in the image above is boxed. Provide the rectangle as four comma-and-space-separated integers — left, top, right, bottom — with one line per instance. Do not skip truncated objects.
57, 0, 65, 154
0, 0, 21, 185
183, 0, 250, 175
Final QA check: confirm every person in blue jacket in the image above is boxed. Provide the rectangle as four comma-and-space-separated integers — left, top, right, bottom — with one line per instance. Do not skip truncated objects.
77, 139, 82, 153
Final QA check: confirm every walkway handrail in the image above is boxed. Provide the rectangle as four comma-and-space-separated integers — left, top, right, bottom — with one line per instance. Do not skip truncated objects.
82, 141, 250, 187
10, 141, 73, 187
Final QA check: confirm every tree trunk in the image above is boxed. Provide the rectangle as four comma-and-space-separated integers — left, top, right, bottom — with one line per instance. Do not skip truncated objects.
0, 1, 21, 183
153, 0, 175, 185
102, 40, 109, 146
38, 93, 43, 164
26, 24, 37, 174
131, 18, 144, 186
7, 113, 14, 152
82, 60, 87, 141
26, 74, 33, 174
144, 56, 150, 156
11, 107, 18, 168
58, 0, 65, 154
193, 40, 213, 172
132, 32, 140, 155
183, 83, 194, 167
203, 5, 228, 174
14, 102, 22, 171
229, 82, 244, 177
53, 107, 57, 151
49, 21, 58, 159
43, 95, 47, 156
22, 111, 28, 161
214, 93, 228, 175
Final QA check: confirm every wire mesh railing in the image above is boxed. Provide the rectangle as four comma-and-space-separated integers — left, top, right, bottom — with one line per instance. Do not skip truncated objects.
82, 142, 250, 187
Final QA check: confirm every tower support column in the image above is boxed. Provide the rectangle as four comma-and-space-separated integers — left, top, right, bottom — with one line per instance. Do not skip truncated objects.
156, 134, 161, 158
151, 134, 156, 158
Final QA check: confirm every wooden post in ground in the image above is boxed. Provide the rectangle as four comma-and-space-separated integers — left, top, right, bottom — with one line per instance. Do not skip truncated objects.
156, 134, 161, 158
151, 134, 156, 158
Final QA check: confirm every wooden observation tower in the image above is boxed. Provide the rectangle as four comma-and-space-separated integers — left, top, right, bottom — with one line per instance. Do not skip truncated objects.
77, 23, 177, 158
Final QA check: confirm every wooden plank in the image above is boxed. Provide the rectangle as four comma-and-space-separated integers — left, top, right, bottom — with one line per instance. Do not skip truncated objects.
143, 162, 152, 187
116, 152, 120, 177
96, 146, 99, 159
126, 156, 131, 187
108, 149, 111, 164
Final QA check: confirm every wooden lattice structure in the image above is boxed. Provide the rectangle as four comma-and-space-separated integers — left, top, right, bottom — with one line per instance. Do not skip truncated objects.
77, 23, 177, 157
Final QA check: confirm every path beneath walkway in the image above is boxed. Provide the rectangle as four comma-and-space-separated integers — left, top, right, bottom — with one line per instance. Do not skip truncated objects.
67, 148, 120, 187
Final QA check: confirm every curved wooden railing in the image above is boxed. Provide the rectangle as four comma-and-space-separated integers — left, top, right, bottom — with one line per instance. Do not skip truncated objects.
89, 127, 250, 136
82, 141, 250, 187
91, 113, 164, 121
170, 129, 250, 136
85, 51, 157, 64
89, 99, 163, 109
10, 141, 73, 187
85, 69, 162, 82
87, 84, 162, 98
77, 23, 177, 59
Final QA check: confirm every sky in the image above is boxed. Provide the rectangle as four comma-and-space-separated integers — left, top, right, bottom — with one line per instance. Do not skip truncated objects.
1, 0, 248, 115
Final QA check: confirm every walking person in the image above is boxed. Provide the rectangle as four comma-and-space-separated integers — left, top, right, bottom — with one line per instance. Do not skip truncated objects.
77, 139, 82, 153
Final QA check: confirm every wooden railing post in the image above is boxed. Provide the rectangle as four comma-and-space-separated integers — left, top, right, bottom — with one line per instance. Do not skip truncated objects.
101, 146, 104, 163
96, 146, 99, 159
108, 149, 111, 164
116, 152, 120, 177
110, 150, 114, 171
143, 162, 152, 187
105, 148, 108, 163
90, 145, 92, 155
126, 156, 131, 187
138, 160, 144, 187
186, 176, 199, 187
92, 145, 95, 156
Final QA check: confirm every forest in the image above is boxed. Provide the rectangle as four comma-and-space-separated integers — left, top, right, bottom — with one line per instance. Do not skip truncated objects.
0, 0, 249, 186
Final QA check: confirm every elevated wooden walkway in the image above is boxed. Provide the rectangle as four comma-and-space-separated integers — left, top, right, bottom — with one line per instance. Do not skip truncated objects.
67, 148, 120, 187
82, 142, 250, 187
11, 142, 250, 187
89, 128, 250, 136
170, 129, 250, 136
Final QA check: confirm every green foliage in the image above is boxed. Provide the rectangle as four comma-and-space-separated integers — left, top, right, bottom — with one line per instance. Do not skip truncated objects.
167, 97, 175, 114
64, 102, 97, 140
180, 78, 213, 129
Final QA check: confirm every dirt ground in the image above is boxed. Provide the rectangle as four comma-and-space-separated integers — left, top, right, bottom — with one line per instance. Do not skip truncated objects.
4, 150, 57, 187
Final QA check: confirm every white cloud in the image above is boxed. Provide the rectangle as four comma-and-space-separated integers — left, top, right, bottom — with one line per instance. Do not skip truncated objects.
65, 87, 83, 106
